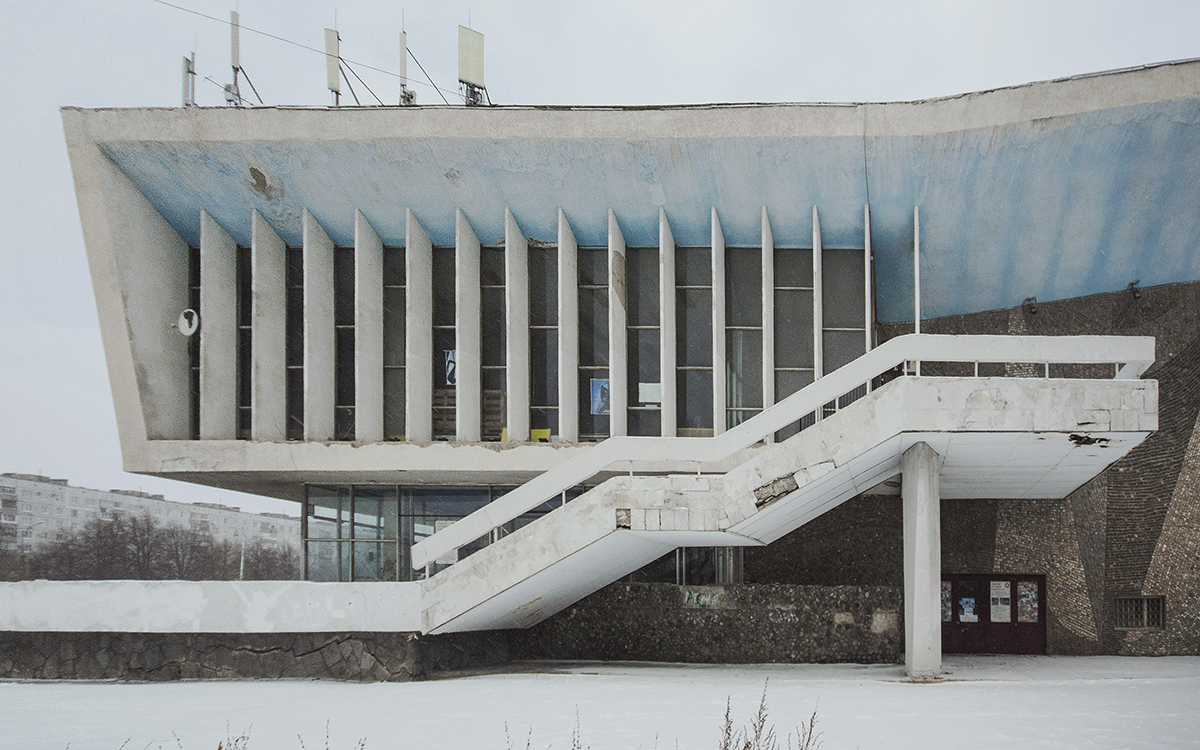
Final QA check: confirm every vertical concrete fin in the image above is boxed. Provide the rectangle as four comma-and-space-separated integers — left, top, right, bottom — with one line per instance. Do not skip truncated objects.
455, 209, 482, 442
250, 209, 287, 441
302, 209, 335, 441
558, 209, 580, 443
355, 210, 384, 442
902, 440, 941, 679
865, 203, 873, 352
608, 209, 628, 437
711, 207, 726, 435
914, 205, 921, 335
659, 207, 677, 437
761, 206, 775, 411
199, 210, 237, 440
506, 208, 531, 443
812, 206, 824, 380
405, 209, 433, 442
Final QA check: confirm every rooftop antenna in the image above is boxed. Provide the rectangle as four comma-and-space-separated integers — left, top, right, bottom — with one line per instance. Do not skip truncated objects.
181, 51, 196, 107
458, 25, 487, 106
399, 30, 415, 105
225, 10, 241, 105
325, 27, 341, 106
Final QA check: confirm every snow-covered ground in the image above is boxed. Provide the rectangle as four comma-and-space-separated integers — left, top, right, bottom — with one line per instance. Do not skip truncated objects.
2, 656, 1198, 749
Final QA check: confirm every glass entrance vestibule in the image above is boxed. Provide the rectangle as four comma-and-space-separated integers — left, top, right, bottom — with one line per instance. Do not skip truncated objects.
302, 484, 742, 584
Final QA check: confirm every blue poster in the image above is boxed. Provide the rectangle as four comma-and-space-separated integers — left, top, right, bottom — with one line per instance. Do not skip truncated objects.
444, 349, 457, 386
590, 378, 610, 415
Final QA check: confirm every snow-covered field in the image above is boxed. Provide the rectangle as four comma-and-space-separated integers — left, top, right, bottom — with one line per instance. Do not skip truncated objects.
2, 656, 1198, 750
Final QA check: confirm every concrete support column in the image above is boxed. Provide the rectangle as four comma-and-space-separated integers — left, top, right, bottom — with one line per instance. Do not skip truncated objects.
864, 204, 873, 352
711, 207, 726, 435
760, 207, 775, 412
608, 209, 628, 437
902, 440, 942, 680
812, 206, 823, 380
505, 209, 530, 442
250, 210, 286, 441
558, 210, 579, 443
405, 210, 433, 442
355, 210, 384, 442
659, 208, 677, 437
455, 209, 482, 442
302, 209, 335, 441
198, 210, 237, 440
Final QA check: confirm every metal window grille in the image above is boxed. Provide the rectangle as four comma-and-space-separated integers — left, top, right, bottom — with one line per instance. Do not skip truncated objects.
1114, 596, 1165, 629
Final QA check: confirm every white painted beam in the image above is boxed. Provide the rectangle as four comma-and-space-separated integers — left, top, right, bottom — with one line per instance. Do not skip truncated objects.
659, 208, 677, 437
506, 209, 531, 443
761, 207, 775, 411
711, 208, 726, 435
250, 210, 286, 441
456, 209, 482, 442
608, 209, 628, 437
405, 210, 433, 442
302, 209, 335, 441
812, 206, 824, 380
355, 210, 384, 442
902, 440, 942, 680
198, 210, 237, 440
558, 210, 579, 443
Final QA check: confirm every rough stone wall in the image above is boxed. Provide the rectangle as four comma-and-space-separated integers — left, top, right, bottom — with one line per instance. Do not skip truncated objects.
512, 583, 902, 664
0, 631, 509, 681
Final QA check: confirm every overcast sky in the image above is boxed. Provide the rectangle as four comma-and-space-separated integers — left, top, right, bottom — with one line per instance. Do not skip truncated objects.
0, 0, 1196, 516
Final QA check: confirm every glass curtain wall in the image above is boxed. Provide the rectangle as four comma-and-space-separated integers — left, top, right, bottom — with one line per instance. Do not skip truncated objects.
773, 248, 814, 440
382, 246, 406, 439
334, 247, 355, 440
188, 247, 200, 440
725, 247, 762, 429
821, 249, 867, 373
529, 245, 559, 438
431, 247, 456, 439
627, 547, 743, 585
578, 248, 609, 441
480, 246, 506, 440
285, 246, 304, 440
676, 247, 713, 436
236, 245, 252, 439
626, 247, 661, 436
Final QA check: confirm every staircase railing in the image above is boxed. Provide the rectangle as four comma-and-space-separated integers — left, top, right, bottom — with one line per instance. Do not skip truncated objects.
410, 333, 1154, 571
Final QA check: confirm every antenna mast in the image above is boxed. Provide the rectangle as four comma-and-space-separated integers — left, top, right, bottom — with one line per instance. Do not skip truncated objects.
181, 52, 196, 107
399, 31, 415, 105
225, 10, 241, 106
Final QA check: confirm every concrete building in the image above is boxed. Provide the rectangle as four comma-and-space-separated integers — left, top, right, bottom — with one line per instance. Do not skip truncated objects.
0, 473, 299, 555
4, 58, 1194, 680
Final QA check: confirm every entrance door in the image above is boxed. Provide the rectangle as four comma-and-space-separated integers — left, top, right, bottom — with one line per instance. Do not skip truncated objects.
942, 574, 1045, 654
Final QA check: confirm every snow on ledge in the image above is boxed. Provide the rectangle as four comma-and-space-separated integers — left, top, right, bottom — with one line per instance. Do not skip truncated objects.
0, 580, 420, 633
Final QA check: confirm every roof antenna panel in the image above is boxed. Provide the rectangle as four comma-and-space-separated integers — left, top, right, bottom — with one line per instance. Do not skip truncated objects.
181, 52, 196, 107
325, 27, 341, 106
458, 25, 485, 106
225, 10, 241, 106
399, 31, 415, 105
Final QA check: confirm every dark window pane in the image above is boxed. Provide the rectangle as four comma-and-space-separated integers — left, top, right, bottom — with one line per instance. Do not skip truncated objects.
530, 328, 558, 406
727, 329, 763, 410
683, 547, 716, 585
578, 247, 608, 286
481, 287, 507, 366
334, 247, 355, 326
336, 327, 356, 406
628, 328, 661, 392
578, 287, 609, 367
726, 248, 762, 327
383, 287, 406, 367
776, 369, 814, 401
482, 369, 505, 442
578, 371, 609, 440
824, 329, 866, 373
480, 246, 505, 287
775, 289, 814, 369
383, 246, 405, 286
677, 288, 713, 367
189, 245, 202, 288
530, 407, 558, 435
433, 328, 456, 388
335, 406, 355, 441
775, 248, 813, 288
628, 408, 661, 437
287, 367, 304, 440
432, 247, 456, 327
823, 248, 866, 329
237, 328, 252, 407
237, 246, 252, 327
626, 247, 659, 327
286, 286, 304, 367
629, 550, 677, 583
286, 246, 303, 287
529, 246, 558, 327
678, 368, 713, 432
384, 367, 405, 440
675, 247, 711, 287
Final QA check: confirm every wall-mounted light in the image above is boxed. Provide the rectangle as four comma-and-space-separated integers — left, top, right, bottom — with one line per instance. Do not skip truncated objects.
1023, 297, 1038, 315
1126, 280, 1141, 299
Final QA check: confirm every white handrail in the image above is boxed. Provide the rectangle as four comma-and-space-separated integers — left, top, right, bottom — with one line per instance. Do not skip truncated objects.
410, 333, 1154, 570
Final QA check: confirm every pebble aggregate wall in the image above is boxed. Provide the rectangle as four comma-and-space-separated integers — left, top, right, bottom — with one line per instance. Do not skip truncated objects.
511, 583, 902, 664
0, 630, 508, 681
